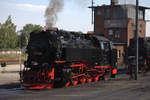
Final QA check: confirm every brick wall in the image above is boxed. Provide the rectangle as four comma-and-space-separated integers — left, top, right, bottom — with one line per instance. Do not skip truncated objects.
94, 5, 147, 65
127, 19, 146, 46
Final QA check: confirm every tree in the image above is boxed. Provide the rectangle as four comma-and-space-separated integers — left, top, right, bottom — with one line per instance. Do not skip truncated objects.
77, 31, 84, 34
0, 16, 18, 49
19, 24, 43, 48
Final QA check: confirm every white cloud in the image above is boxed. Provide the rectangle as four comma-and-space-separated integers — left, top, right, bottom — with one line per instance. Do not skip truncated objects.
16, 3, 46, 12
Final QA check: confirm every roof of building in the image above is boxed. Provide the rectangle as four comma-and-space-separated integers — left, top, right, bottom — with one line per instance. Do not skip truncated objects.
89, 4, 150, 9
87, 31, 94, 34
93, 35, 110, 41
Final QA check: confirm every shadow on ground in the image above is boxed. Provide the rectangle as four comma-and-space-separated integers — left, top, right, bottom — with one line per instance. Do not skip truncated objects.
0, 83, 20, 89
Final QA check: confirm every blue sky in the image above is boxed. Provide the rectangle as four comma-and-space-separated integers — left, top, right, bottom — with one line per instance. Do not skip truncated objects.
0, 0, 150, 35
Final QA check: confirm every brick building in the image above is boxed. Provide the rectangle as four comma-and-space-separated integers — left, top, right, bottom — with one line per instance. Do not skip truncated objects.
91, 0, 149, 65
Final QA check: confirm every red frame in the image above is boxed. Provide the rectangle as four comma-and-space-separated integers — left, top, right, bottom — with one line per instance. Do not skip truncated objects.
21, 61, 117, 89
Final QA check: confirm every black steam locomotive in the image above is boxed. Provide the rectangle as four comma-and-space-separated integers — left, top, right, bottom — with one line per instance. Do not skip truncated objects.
21, 30, 117, 89
127, 38, 150, 75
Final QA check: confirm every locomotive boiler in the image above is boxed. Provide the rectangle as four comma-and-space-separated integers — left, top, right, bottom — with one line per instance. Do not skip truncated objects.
20, 29, 117, 89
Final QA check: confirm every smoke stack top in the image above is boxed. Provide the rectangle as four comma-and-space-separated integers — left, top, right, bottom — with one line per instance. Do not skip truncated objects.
45, 0, 64, 29
111, 0, 118, 5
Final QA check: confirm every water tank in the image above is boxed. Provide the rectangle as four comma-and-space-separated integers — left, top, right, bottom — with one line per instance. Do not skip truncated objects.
111, 0, 118, 5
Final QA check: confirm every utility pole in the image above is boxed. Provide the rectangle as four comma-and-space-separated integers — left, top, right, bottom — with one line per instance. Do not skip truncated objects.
135, 0, 139, 80
91, 0, 94, 24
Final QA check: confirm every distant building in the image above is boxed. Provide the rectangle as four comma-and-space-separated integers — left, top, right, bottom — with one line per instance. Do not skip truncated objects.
91, 0, 150, 65
87, 31, 94, 34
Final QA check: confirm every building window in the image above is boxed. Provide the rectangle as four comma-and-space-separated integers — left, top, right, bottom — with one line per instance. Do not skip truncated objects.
108, 30, 113, 35
97, 9, 102, 15
113, 7, 126, 19
139, 10, 144, 20
104, 8, 110, 19
117, 50, 121, 58
131, 23, 135, 27
128, 7, 136, 19
133, 30, 142, 35
140, 24, 142, 28
139, 30, 142, 34
114, 31, 120, 38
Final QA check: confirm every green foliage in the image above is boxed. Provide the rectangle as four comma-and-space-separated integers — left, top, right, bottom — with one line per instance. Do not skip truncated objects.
77, 31, 84, 34
0, 16, 18, 49
19, 24, 43, 48
0, 16, 43, 49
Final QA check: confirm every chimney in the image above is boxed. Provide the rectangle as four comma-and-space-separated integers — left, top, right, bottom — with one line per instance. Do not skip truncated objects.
111, 0, 118, 5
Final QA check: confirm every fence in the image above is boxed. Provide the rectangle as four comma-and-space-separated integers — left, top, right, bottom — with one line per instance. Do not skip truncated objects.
0, 50, 22, 55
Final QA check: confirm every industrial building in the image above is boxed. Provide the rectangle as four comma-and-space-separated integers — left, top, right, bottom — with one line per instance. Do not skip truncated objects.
91, 0, 149, 65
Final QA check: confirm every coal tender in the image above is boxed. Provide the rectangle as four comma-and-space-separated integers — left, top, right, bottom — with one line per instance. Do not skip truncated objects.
21, 30, 117, 89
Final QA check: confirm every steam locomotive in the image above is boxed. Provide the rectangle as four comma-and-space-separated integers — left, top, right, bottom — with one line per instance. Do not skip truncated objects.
20, 29, 117, 89
127, 37, 150, 74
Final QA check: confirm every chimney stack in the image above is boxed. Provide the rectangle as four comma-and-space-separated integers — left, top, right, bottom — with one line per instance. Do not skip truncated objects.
111, 0, 118, 5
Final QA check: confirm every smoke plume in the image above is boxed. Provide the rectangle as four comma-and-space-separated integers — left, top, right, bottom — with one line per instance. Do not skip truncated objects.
45, 0, 64, 28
